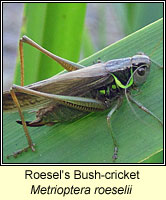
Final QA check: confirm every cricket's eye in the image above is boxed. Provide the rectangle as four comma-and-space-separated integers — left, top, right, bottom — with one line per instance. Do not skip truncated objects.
133, 64, 150, 86
137, 67, 146, 76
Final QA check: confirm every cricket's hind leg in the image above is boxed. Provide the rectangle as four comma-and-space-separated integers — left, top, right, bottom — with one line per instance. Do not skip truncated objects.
6, 145, 36, 159
7, 88, 36, 159
7, 83, 106, 159
20, 35, 84, 71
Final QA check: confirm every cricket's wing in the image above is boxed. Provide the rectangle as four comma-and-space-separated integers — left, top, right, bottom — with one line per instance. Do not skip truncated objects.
3, 90, 50, 112
3, 63, 113, 112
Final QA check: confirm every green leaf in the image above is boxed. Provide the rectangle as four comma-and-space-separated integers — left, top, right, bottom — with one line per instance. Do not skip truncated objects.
3, 18, 163, 163
140, 150, 163, 163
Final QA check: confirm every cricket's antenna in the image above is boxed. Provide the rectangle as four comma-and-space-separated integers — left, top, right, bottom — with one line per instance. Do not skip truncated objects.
149, 37, 163, 69
150, 36, 163, 57
150, 58, 163, 69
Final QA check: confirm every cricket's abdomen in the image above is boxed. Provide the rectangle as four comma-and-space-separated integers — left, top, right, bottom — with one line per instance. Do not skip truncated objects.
40, 104, 89, 123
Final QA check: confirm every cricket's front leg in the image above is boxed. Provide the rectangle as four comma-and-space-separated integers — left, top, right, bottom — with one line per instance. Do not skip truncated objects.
7, 87, 35, 159
128, 94, 163, 126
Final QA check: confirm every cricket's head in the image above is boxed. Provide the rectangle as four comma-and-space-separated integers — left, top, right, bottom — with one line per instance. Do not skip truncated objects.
131, 54, 151, 86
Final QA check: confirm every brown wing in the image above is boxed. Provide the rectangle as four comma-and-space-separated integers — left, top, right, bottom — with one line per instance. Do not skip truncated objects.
3, 63, 113, 112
